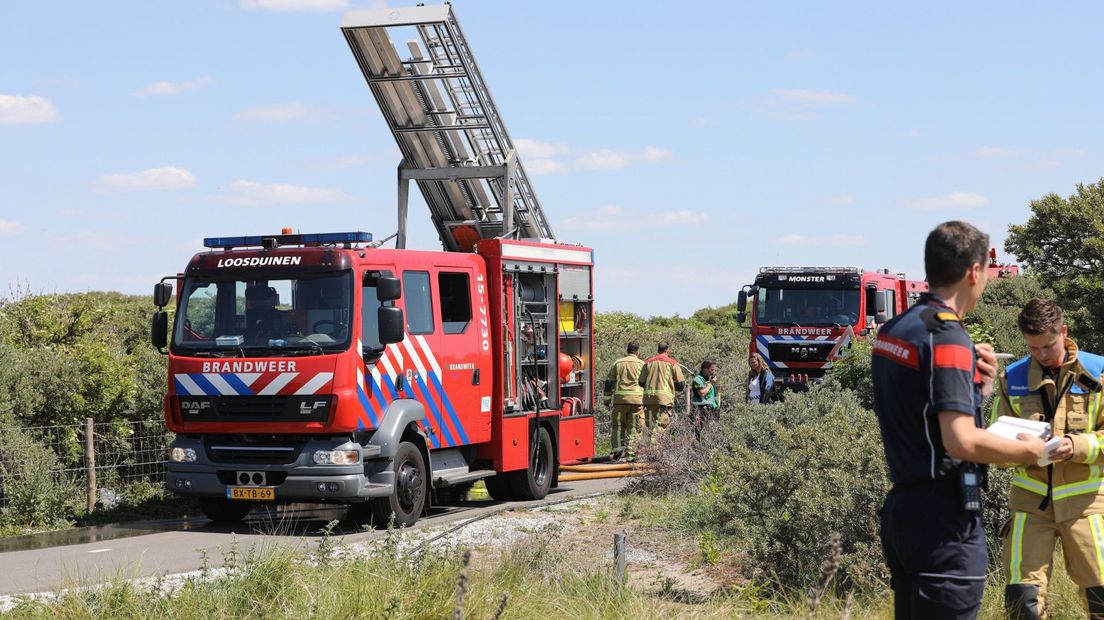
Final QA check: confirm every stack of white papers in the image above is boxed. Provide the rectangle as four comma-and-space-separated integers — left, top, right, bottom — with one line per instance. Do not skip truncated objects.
986, 416, 1051, 441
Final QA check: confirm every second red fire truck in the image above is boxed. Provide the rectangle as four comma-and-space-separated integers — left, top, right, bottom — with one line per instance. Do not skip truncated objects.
736, 266, 927, 390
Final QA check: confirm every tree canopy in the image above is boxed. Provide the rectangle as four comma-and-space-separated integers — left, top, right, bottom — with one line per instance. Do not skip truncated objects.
1005, 179, 1104, 351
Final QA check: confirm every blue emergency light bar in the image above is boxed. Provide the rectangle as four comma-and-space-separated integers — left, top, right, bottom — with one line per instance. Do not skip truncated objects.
203, 231, 372, 249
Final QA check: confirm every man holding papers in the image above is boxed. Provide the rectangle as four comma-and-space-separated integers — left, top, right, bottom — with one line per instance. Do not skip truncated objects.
991, 299, 1104, 619
873, 222, 1045, 620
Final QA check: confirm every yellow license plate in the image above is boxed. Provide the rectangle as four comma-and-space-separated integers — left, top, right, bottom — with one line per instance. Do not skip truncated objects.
227, 486, 275, 501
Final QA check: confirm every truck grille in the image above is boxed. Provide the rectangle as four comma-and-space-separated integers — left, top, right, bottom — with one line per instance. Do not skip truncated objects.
205, 439, 307, 464
767, 342, 837, 363
177, 396, 331, 423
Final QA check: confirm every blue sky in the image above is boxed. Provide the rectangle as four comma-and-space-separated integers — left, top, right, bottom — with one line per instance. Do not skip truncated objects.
2, 1, 1103, 316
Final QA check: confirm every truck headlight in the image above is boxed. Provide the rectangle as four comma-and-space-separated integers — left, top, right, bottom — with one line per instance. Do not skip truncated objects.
312, 449, 360, 465
170, 447, 197, 463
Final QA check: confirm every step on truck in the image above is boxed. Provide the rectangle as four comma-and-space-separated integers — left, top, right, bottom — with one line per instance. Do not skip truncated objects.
149, 4, 595, 526
736, 266, 927, 391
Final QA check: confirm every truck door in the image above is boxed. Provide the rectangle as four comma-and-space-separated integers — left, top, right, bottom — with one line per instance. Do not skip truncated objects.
435, 267, 492, 444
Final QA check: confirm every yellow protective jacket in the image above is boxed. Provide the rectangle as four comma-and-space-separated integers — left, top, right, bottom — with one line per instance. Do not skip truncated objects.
991, 340, 1104, 522
604, 354, 645, 405
638, 354, 686, 407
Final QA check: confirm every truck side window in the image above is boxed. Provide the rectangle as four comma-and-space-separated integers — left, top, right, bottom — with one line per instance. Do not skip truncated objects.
885, 290, 897, 319
361, 275, 382, 348
402, 271, 434, 335
438, 272, 471, 335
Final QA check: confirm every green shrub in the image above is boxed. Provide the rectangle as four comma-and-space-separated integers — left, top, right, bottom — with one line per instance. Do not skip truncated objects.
0, 428, 78, 528
639, 387, 890, 594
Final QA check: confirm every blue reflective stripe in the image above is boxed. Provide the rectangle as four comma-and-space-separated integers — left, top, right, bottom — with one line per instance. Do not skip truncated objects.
174, 377, 192, 396
357, 383, 379, 427
381, 373, 399, 400
222, 374, 254, 396
429, 372, 469, 444
413, 374, 455, 447
189, 374, 221, 396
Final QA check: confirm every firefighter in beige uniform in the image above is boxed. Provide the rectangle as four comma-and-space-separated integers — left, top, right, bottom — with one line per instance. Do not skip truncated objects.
992, 299, 1104, 619
638, 341, 686, 443
603, 342, 645, 459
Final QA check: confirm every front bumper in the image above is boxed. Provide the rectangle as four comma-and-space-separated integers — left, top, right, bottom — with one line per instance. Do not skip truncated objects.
166, 435, 394, 502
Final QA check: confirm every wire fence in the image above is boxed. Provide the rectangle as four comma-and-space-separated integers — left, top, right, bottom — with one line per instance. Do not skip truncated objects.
0, 418, 173, 513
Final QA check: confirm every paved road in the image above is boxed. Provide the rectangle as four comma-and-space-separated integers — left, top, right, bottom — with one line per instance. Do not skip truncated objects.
0, 477, 625, 596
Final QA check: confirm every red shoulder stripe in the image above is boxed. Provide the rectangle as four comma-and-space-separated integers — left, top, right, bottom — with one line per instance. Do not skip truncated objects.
873, 334, 919, 370
933, 343, 973, 372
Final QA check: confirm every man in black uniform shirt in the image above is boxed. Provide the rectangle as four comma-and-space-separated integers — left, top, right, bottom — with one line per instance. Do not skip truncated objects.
872, 221, 1045, 619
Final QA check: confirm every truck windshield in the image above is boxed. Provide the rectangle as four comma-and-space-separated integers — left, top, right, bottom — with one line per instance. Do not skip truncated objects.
173, 271, 353, 354
756, 287, 860, 326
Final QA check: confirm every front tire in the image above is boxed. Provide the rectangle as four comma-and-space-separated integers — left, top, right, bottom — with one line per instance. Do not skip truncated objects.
370, 441, 427, 528
509, 426, 554, 500
199, 497, 252, 525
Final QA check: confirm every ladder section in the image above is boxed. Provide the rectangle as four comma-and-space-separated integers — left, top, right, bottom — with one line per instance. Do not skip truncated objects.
341, 4, 554, 252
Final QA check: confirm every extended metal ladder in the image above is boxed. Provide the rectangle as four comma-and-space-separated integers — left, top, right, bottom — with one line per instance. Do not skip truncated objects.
341, 4, 555, 252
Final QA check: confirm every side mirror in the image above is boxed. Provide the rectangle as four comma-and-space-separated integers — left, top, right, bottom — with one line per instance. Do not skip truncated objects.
875, 312, 887, 325
151, 311, 169, 349
736, 311, 747, 324
378, 306, 405, 344
875, 291, 888, 314
736, 290, 747, 313
154, 282, 173, 308
376, 276, 401, 302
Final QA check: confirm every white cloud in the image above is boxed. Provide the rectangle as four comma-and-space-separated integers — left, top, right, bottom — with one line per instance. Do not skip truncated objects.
515, 139, 672, 174
240, 0, 350, 11
573, 147, 672, 171
906, 191, 989, 211
774, 233, 866, 247
136, 77, 213, 97
526, 159, 570, 175
0, 218, 26, 237
972, 145, 1016, 158
234, 102, 324, 122
94, 166, 197, 192
515, 138, 569, 159
562, 204, 705, 231
0, 95, 60, 125
219, 180, 352, 207
768, 89, 856, 105
832, 193, 855, 205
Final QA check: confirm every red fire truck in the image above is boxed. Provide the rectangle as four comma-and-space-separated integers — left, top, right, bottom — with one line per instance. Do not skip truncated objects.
736, 267, 927, 390
149, 5, 595, 526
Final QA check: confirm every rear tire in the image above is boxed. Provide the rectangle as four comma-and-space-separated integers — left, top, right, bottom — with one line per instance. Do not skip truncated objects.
370, 441, 427, 528
199, 497, 252, 525
509, 426, 554, 500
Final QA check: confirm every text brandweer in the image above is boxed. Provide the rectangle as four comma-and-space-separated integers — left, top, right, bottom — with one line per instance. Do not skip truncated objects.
201, 361, 298, 373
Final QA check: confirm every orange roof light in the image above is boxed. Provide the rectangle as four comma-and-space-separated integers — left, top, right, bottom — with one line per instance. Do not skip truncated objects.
281, 227, 294, 235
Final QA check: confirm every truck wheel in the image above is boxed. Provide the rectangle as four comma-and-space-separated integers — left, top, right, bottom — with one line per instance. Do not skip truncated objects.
509, 426, 554, 500
199, 497, 252, 525
370, 441, 427, 528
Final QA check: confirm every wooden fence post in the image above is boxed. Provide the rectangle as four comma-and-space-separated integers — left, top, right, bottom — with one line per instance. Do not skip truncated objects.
613, 531, 626, 585
85, 417, 96, 513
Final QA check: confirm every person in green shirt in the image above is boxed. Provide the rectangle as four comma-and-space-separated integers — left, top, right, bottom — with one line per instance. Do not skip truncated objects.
690, 361, 720, 438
